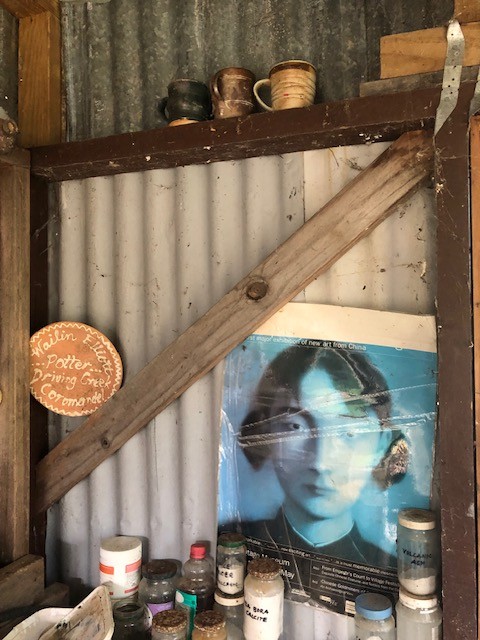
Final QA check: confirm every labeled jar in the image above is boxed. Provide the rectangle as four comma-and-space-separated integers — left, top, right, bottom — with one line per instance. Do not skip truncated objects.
100, 536, 142, 601
214, 590, 244, 640
397, 508, 439, 595
216, 533, 247, 596
139, 559, 178, 615
354, 593, 395, 640
192, 611, 227, 640
244, 558, 284, 640
396, 589, 442, 640
112, 600, 150, 640
152, 609, 188, 640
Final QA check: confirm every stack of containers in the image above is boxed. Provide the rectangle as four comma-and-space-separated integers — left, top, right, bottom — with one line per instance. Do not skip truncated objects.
214, 534, 247, 640
396, 509, 443, 639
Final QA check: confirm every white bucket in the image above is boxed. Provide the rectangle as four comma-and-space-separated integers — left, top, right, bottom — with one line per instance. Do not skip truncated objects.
99, 536, 142, 600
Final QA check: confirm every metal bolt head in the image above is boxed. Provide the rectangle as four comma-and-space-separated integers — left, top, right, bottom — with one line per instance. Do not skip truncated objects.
246, 279, 268, 301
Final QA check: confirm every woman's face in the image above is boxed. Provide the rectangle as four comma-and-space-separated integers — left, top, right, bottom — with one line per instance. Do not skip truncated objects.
270, 367, 390, 521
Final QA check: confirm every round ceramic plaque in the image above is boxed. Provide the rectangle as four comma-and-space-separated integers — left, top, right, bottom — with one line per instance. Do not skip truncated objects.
30, 321, 123, 416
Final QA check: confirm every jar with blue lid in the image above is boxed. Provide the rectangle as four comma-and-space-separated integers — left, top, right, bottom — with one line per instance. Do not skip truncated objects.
354, 593, 395, 640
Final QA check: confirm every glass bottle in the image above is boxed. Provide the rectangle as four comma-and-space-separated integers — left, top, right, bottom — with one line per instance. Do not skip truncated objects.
175, 543, 216, 638
396, 588, 442, 640
214, 590, 244, 640
216, 533, 247, 596
152, 609, 188, 640
139, 559, 178, 615
397, 508, 439, 595
192, 611, 227, 640
112, 600, 150, 640
354, 593, 395, 640
243, 558, 284, 640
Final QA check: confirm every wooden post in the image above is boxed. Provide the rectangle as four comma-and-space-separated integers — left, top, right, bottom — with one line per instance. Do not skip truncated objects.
0, 0, 62, 147
0, 149, 30, 563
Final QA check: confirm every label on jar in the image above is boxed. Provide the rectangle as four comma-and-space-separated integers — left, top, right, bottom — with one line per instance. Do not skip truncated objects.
217, 564, 244, 594
147, 601, 174, 616
244, 593, 283, 640
175, 590, 197, 636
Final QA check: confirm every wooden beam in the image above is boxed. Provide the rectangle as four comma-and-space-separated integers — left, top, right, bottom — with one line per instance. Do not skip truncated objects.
360, 66, 479, 97
455, 0, 480, 23
470, 114, 480, 640
0, 0, 59, 19
0, 157, 30, 562
18, 11, 62, 147
34, 130, 434, 514
380, 23, 480, 79
30, 85, 443, 183
0, 556, 44, 613
436, 82, 477, 640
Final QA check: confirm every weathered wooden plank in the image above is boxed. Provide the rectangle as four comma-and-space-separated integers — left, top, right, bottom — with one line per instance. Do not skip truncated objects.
30, 86, 442, 183
34, 130, 434, 514
381, 23, 480, 79
0, 556, 44, 613
0, 0, 59, 18
455, 0, 480, 22
0, 160, 30, 562
360, 66, 479, 97
470, 114, 480, 640
18, 11, 62, 147
436, 82, 477, 640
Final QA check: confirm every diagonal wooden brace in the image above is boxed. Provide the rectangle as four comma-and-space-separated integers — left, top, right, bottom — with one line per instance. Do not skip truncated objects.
35, 130, 434, 514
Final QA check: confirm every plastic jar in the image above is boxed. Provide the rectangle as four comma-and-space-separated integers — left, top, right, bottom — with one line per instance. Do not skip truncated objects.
216, 533, 247, 596
397, 508, 439, 596
100, 535, 142, 601
244, 558, 284, 640
152, 609, 188, 640
139, 559, 178, 615
214, 590, 244, 640
396, 589, 442, 640
192, 611, 227, 640
112, 600, 150, 640
354, 593, 395, 640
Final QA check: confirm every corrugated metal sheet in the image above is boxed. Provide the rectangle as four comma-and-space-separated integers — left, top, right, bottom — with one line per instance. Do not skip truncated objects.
61, 0, 452, 140
47, 142, 435, 637
0, 7, 17, 121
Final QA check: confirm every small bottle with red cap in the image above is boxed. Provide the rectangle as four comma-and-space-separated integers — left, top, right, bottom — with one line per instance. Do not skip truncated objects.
175, 543, 215, 639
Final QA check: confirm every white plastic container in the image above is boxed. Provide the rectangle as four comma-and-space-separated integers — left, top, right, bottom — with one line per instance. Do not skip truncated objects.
4, 609, 71, 640
396, 589, 442, 640
100, 536, 142, 600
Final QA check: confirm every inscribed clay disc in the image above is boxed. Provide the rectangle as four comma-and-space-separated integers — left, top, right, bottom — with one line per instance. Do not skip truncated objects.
30, 321, 123, 416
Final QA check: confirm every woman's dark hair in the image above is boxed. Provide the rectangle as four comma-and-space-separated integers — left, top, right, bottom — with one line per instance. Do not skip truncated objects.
238, 344, 407, 488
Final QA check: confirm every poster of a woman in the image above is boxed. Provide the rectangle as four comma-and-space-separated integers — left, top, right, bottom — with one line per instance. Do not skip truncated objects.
218, 303, 437, 615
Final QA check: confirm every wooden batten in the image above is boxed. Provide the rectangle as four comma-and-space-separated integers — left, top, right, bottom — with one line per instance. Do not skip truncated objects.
0, 1, 59, 18
0, 555, 44, 613
0, 154, 30, 563
34, 130, 434, 514
455, 0, 480, 22
380, 22, 480, 79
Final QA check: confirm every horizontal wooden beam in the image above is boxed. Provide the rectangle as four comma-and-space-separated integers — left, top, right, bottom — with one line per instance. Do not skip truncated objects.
0, 556, 44, 613
0, 0, 59, 19
455, 0, 480, 22
34, 130, 434, 514
30, 85, 444, 183
381, 23, 480, 79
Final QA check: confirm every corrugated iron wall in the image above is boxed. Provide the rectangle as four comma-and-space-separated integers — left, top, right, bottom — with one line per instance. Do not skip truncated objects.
48, 142, 435, 637
61, 0, 453, 140
0, 6, 17, 120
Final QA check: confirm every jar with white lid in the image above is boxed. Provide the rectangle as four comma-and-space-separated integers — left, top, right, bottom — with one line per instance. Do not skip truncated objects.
216, 533, 246, 596
396, 588, 442, 640
397, 508, 439, 596
354, 593, 395, 640
192, 611, 227, 640
244, 558, 284, 640
214, 590, 244, 640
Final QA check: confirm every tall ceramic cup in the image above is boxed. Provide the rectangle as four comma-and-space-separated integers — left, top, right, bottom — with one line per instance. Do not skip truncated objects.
210, 67, 256, 118
253, 60, 316, 111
